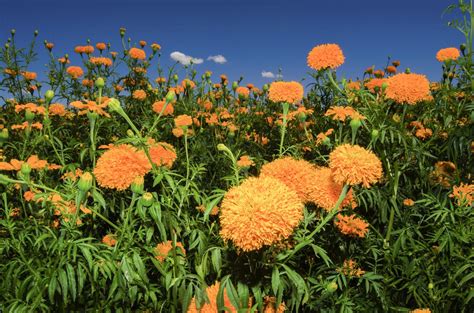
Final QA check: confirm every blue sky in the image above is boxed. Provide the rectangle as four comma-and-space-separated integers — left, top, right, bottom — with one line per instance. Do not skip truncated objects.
0, 0, 465, 88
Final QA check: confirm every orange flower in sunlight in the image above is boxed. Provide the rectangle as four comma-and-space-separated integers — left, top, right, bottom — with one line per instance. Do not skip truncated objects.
329, 144, 383, 188
147, 140, 177, 168
129, 47, 146, 60
174, 114, 193, 127
70, 99, 111, 117
187, 282, 239, 313
385, 73, 432, 105
90, 56, 113, 67
436, 47, 460, 62
309, 167, 356, 211
449, 183, 474, 207
236, 155, 254, 168
21, 71, 37, 80
335, 213, 369, 238
154, 241, 186, 262
132, 89, 147, 100
263, 296, 286, 313
0, 155, 52, 171
337, 259, 366, 277
410, 309, 431, 313
307, 43, 345, 70
236, 86, 250, 98
181, 79, 196, 89
268, 81, 304, 104
364, 78, 387, 93
324, 106, 365, 122
102, 234, 117, 247
152, 100, 174, 116
48, 103, 67, 117
93, 144, 151, 190
220, 176, 303, 251
66, 66, 84, 79
261, 157, 318, 203
96, 42, 107, 51
403, 198, 415, 206
83, 45, 94, 54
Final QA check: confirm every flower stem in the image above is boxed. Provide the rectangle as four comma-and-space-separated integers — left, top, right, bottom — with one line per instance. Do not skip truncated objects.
279, 102, 289, 156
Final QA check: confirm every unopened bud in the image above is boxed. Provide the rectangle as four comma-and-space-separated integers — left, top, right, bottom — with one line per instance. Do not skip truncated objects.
371, 129, 379, 139
172, 74, 179, 83
44, 90, 54, 102
20, 163, 31, 176
95, 77, 105, 88
127, 129, 134, 137
131, 176, 144, 194
141, 192, 154, 207
78, 172, 93, 192
405, 68, 411, 74
217, 143, 228, 151
165, 90, 176, 103
262, 84, 269, 92
107, 98, 122, 112
0, 128, 9, 141
25, 109, 35, 122
232, 81, 238, 91
326, 281, 338, 293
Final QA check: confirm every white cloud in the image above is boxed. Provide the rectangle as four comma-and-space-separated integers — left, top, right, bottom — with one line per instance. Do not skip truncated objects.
170, 51, 203, 65
261, 71, 281, 78
207, 55, 227, 64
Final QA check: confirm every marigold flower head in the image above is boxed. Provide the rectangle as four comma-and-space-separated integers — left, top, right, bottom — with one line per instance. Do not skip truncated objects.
236, 86, 250, 98
385, 73, 432, 105
174, 114, 193, 127
337, 259, 366, 277
403, 198, 415, 206
102, 234, 117, 247
329, 144, 383, 188
66, 66, 84, 79
449, 183, 474, 207
236, 155, 254, 168
154, 240, 186, 262
220, 176, 303, 251
132, 89, 147, 100
21, 71, 37, 80
96, 42, 107, 51
268, 81, 304, 104
386, 65, 397, 74
147, 140, 177, 168
187, 282, 239, 313
364, 78, 388, 93
90, 56, 113, 67
410, 309, 431, 313
436, 47, 460, 62
93, 144, 151, 190
261, 157, 318, 203
83, 45, 94, 54
129, 47, 146, 60
324, 106, 365, 122
335, 213, 369, 238
0, 155, 50, 171
152, 100, 174, 116
181, 78, 196, 89
48, 103, 67, 116
70, 99, 110, 117
308, 167, 357, 211
307, 43, 345, 70
263, 296, 286, 313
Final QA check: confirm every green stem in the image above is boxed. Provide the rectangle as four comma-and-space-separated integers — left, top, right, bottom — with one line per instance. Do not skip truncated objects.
327, 70, 342, 93
279, 102, 289, 156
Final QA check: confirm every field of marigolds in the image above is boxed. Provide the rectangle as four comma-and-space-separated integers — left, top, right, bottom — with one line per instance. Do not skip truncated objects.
0, 2, 473, 312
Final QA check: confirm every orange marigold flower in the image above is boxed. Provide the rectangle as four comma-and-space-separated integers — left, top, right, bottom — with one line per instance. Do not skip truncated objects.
155, 77, 166, 84
154, 240, 186, 262
329, 144, 383, 188
260, 157, 318, 203
364, 78, 387, 93
132, 89, 147, 100
0, 155, 49, 171
90, 56, 113, 67
70, 99, 110, 117
83, 45, 94, 54
386, 65, 397, 74
148, 140, 177, 168
22, 71, 37, 80
307, 43, 345, 70
346, 81, 361, 91
174, 114, 193, 127
58, 57, 70, 64
337, 259, 366, 277
335, 214, 369, 238
220, 176, 304, 251
263, 296, 286, 313
415, 127, 433, 140
236, 86, 250, 98
411, 309, 431, 313
15, 102, 45, 114
102, 234, 117, 247
96, 42, 107, 51
436, 47, 460, 62
309, 167, 356, 211
187, 282, 239, 313
324, 106, 365, 122
129, 47, 146, 60
268, 81, 304, 104
11, 122, 43, 131
449, 183, 474, 207
66, 66, 84, 79
151, 43, 161, 51
385, 73, 432, 105
74, 46, 85, 54
93, 144, 151, 190
181, 79, 196, 89
152, 100, 174, 116
403, 198, 415, 206
48, 103, 67, 116
236, 155, 254, 168
316, 128, 334, 145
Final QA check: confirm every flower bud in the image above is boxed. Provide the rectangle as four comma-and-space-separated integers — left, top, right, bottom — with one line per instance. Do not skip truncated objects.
405, 68, 411, 74
0, 128, 9, 141
95, 77, 105, 88
460, 43, 466, 54
127, 129, 134, 137
107, 98, 122, 113
165, 90, 176, 103
44, 90, 54, 102
350, 118, 362, 132
298, 112, 307, 122
20, 162, 31, 176
205, 71, 212, 79
428, 283, 434, 289
34, 30, 39, 36
217, 143, 228, 151
371, 129, 379, 140
131, 176, 144, 194
232, 81, 238, 91
262, 84, 269, 92
25, 109, 35, 122
11, 29, 16, 35
141, 192, 154, 207
172, 74, 179, 83
78, 172, 93, 192
326, 281, 338, 293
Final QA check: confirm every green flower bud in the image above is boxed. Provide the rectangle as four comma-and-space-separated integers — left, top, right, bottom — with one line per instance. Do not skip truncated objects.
262, 84, 269, 92
405, 68, 411, 74
326, 281, 338, 293
172, 74, 179, 83
107, 98, 122, 113
350, 118, 362, 131
34, 30, 39, 36
78, 172, 93, 192
87, 111, 98, 120
25, 109, 35, 122
371, 129, 379, 139
127, 129, 135, 137
232, 81, 238, 91
11, 29, 16, 35
44, 90, 54, 102
205, 71, 212, 79
141, 192, 154, 207
131, 176, 144, 194
217, 143, 228, 151
165, 90, 176, 103
0, 128, 9, 141
95, 77, 105, 88
428, 283, 434, 289
460, 43, 466, 54
20, 163, 31, 176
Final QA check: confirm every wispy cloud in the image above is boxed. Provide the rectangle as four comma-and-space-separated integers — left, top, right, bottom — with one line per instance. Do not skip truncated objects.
170, 51, 204, 65
207, 54, 227, 64
261, 71, 282, 78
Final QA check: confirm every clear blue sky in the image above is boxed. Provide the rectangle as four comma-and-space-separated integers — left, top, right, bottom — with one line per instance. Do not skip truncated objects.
0, 0, 465, 88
